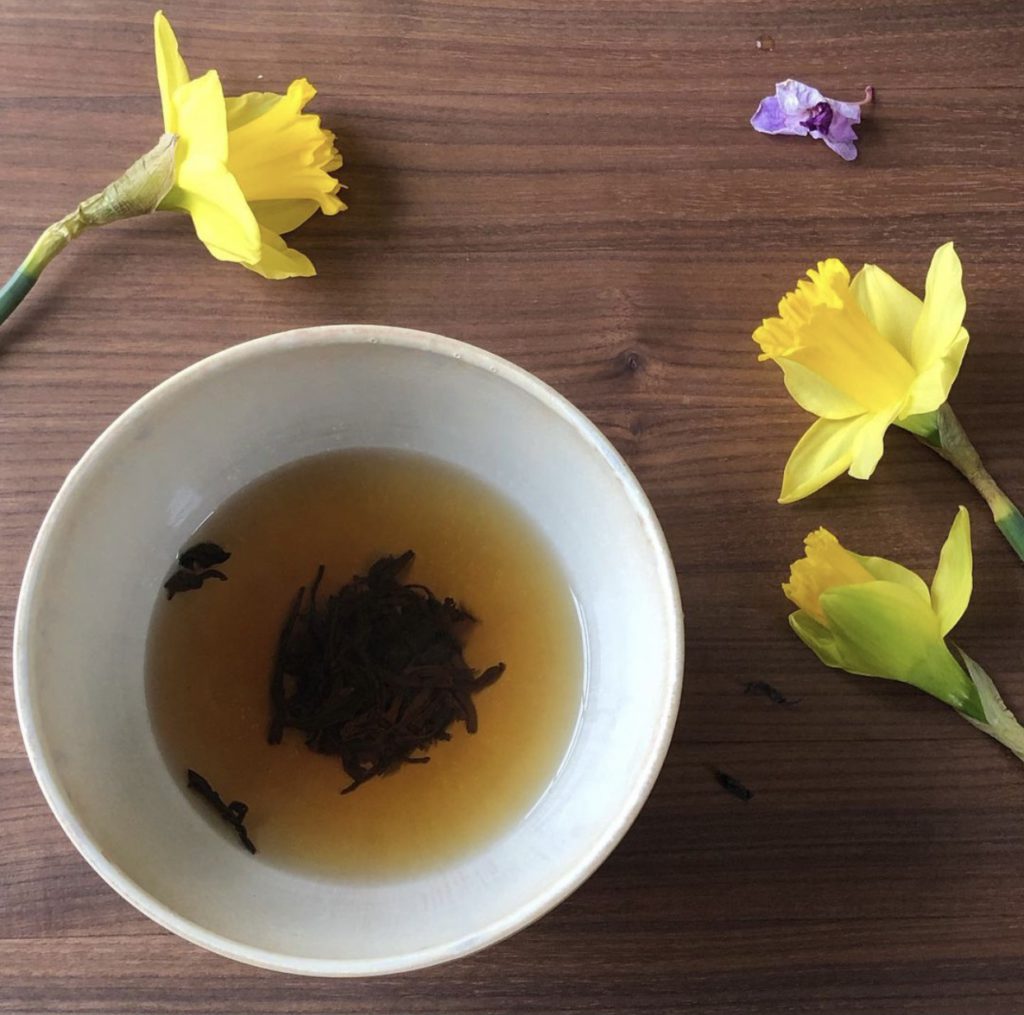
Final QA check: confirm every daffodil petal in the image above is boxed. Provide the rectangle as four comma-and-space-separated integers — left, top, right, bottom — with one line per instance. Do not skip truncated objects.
154, 11, 190, 133
250, 198, 320, 236
777, 358, 866, 419
848, 410, 894, 480
172, 70, 229, 163
172, 156, 261, 263
243, 226, 316, 279
823, 581, 942, 659
851, 552, 931, 603
779, 415, 870, 503
930, 506, 973, 635
789, 610, 846, 669
794, 591, 924, 682
850, 263, 922, 364
821, 581, 976, 712
158, 68, 260, 263
911, 241, 967, 372
902, 326, 969, 417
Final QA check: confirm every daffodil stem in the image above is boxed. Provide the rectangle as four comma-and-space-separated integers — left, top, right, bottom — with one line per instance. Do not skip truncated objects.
0, 268, 37, 326
959, 650, 1024, 764
0, 133, 178, 328
920, 404, 1024, 564
0, 203, 109, 326
976, 716, 1024, 764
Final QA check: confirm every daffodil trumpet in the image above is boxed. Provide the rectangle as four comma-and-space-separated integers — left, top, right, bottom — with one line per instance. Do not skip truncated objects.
0, 11, 344, 328
785, 507, 1024, 763
755, 242, 1024, 563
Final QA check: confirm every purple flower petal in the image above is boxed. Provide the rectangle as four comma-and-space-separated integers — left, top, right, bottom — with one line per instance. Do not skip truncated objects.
823, 137, 858, 161
830, 100, 864, 120
776, 79, 825, 117
751, 78, 872, 160
750, 95, 797, 134
826, 113, 859, 143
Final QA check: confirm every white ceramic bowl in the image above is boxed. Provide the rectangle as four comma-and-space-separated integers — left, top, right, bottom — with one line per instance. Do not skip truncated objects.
14, 325, 683, 976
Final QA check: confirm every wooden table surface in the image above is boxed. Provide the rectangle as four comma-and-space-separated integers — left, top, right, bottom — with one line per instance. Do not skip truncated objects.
2, 1, 1024, 1012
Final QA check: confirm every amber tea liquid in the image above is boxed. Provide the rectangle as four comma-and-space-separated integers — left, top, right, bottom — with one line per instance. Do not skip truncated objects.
146, 449, 584, 879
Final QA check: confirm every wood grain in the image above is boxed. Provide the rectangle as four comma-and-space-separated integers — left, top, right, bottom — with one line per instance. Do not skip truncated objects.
2, 1, 1024, 1011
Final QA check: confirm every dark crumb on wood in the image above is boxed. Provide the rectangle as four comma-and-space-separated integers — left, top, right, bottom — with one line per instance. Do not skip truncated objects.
743, 680, 799, 705
713, 768, 753, 801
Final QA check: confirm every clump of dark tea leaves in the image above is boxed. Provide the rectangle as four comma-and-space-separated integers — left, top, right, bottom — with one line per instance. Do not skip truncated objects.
269, 550, 506, 794
164, 541, 231, 600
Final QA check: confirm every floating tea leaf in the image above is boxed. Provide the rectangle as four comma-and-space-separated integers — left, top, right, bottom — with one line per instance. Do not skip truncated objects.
164, 568, 227, 600
179, 541, 231, 570
186, 768, 257, 853
743, 680, 799, 705
713, 768, 753, 801
267, 551, 505, 793
164, 541, 231, 599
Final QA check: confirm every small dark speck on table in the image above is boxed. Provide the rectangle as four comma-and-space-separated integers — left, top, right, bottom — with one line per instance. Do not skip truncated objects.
713, 768, 754, 801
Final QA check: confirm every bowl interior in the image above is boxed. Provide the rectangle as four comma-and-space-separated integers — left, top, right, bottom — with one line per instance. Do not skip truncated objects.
15, 325, 682, 975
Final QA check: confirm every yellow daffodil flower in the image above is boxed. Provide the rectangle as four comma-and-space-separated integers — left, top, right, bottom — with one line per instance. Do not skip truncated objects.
755, 242, 968, 503
756, 244, 1024, 563
153, 10, 344, 279
785, 508, 1024, 761
0, 11, 344, 327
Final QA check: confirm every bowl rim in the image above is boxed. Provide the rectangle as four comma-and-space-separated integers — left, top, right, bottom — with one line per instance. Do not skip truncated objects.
13, 323, 684, 976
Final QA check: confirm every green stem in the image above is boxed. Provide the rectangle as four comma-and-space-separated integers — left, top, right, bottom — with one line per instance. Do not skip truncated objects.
916, 404, 1024, 564
959, 649, 1024, 763
0, 133, 178, 328
0, 268, 37, 324
0, 199, 110, 326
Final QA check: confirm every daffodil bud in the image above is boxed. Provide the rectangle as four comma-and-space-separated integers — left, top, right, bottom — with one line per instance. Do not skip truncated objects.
784, 508, 982, 719
785, 508, 1024, 763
